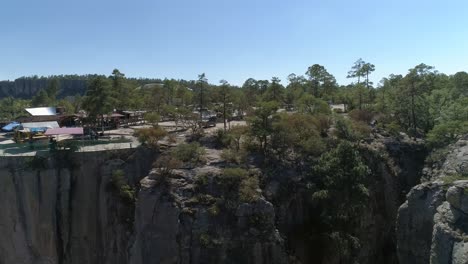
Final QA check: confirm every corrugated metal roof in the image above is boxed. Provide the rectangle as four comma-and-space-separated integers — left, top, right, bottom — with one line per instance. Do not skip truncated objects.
45, 127, 83, 135
25, 107, 56, 116
22, 121, 59, 129
2, 122, 20, 131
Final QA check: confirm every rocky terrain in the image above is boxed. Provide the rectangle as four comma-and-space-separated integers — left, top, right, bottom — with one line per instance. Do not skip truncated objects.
3, 134, 468, 263
127, 135, 428, 264
0, 148, 157, 264
397, 136, 468, 264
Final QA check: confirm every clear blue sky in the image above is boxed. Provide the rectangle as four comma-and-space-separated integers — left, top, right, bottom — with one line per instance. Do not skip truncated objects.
1, 0, 468, 86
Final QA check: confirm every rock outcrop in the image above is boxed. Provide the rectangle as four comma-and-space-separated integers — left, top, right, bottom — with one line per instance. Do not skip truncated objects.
263, 136, 427, 264
0, 148, 156, 264
397, 136, 468, 264
129, 164, 288, 264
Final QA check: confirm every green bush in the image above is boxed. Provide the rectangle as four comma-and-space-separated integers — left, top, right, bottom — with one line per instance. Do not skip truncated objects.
220, 167, 249, 186
334, 118, 371, 141
334, 118, 354, 140
195, 173, 210, 186
239, 176, 260, 203
441, 174, 468, 185
110, 169, 135, 203
427, 121, 468, 148
134, 126, 167, 148
385, 121, 402, 138
351, 121, 372, 140
144, 112, 161, 126
222, 168, 260, 203
172, 142, 206, 164
348, 109, 374, 124
221, 148, 247, 165
214, 128, 232, 147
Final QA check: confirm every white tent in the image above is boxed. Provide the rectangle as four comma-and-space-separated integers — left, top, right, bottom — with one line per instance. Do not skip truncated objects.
25, 107, 57, 116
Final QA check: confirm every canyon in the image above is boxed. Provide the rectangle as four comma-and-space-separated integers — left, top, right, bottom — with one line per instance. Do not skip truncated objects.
0, 135, 466, 263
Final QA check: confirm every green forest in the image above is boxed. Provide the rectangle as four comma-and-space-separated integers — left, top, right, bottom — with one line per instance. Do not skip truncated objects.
2, 60, 466, 149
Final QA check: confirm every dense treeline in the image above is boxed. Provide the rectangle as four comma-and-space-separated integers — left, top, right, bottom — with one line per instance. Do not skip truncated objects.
2, 61, 467, 148
15, 74, 163, 84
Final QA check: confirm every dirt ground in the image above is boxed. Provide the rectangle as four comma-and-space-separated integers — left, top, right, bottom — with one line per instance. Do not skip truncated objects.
0, 121, 247, 156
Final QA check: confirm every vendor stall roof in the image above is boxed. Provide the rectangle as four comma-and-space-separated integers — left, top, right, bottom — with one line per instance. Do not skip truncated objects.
25, 107, 56, 116
102, 113, 124, 118
2, 122, 20, 131
22, 121, 60, 129
45, 127, 83, 135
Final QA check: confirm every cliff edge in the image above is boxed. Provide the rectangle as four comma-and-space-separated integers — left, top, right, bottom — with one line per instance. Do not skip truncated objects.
397, 136, 468, 264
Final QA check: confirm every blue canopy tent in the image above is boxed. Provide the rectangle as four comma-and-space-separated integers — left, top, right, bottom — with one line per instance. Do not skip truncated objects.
2, 122, 20, 132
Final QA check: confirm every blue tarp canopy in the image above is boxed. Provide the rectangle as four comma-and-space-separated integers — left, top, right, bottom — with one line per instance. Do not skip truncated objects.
2, 122, 20, 132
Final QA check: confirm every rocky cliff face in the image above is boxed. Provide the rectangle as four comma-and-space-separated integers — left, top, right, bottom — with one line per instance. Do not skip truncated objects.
0, 135, 436, 264
397, 136, 468, 264
0, 148, 156, 264
0, 78, 88, 98
126, 137, 428, 264
129, 168, 288, 264
265, 137, 427, 264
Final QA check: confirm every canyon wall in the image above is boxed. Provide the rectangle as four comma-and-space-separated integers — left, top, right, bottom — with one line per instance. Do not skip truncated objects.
397, 136, 468, 264
0, 148, 156, 264
0, 134, 441, 264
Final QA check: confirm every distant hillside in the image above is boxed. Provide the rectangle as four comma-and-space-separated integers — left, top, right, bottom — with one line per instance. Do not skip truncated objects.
0, 75, 164, 99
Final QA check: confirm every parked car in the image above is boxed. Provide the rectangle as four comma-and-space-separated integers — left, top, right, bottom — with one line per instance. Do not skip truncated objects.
199, 116, 217, 128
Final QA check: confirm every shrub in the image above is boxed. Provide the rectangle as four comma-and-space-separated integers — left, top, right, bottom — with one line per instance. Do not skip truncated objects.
144, 112, 161, 126
334, 118, 371, 141
221, 168, 260, 203
441, 174, 467, 185
334, 118, 354, 140
172, 142, 206, 164
351, 121, 372, 140
427, 121, 468, 148
134, 126, 167, 148
385, 121, 403, 138
312, 114, 332, 136
302, 136, 327, 157
195, 194, 217, 205
110, 169, 135, 203
24, 156, 48, 170
228, 125, 249, 151
195, 173, 210, 186
239, 176, 260, 203
349, 109, 374, 124
221, 167, 249, 186
214, 128, 232, 147
153, 155, 182, 181
221, 148, 247, 165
